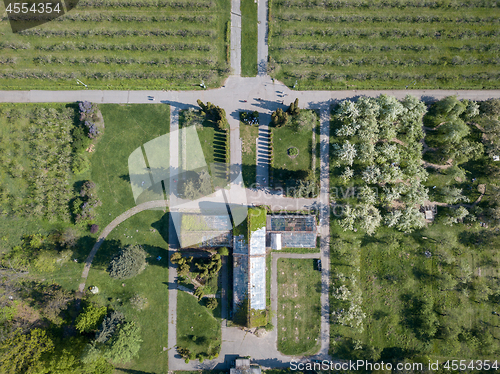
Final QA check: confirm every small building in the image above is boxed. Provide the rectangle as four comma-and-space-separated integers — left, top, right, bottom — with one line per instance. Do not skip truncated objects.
266, 215, 317, 248
421, 205, 437, 222
230, 359, 262, 374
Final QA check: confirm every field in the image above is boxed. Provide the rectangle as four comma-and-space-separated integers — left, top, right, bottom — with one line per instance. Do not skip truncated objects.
179, 109, 229, 189
241, 0, 258, 76
85, 209, 171, 372
330, 222, 500, 361
269, 0, 500, 89
176, 291, 222, 359
240, 121, 259, 187
271, 109, 319, 189
0, 0, 231, 90
277, 258, 321, 356
91, 103, 170, 229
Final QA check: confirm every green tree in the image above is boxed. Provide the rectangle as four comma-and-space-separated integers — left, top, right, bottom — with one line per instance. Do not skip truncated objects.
76, 304, 108, 333
0, 328, 54, 374
206, 298, 218, 310
102, 322, 142, 363
217, 247, 229, 256
108, 245, 147, 279
287, 98, 300, 116
271, 108, 288, 127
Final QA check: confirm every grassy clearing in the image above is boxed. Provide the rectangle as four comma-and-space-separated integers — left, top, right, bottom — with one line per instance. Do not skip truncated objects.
269, 1, 500, 89
241, 0, 258, 76
91, 104, 169, 229
86, 209, 170, 372
277, 258, 321, 356
272, 110, 319, 187
240, 122, 259, 187
176, 291, 222, 358
330, 221, 500, 361
0, 0, 231, 90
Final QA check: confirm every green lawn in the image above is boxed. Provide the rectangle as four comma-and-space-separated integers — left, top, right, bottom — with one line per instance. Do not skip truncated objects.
240, 122, 259, 187
176, 291, 222, 359
86, 209, 170, 372
269, 1, 500, 89
241, 0, 258, 76
272, 110, 319, 187
330, 221, 500, 360
91, 104, 170, 230
0, 0, 230, 90
277, 258, 321, 356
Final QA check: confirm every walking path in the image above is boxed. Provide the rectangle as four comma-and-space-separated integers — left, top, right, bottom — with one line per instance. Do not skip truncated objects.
257, 0, 269, 75
230, 0, 242, 76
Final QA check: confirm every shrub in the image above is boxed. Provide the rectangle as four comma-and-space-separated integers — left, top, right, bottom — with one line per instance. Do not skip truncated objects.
130, 294, 148, 311
206, 297, 218, 310
108, 245, 147, 280
72, 153, 90, 174
75, 304, 107, 333
90, 224, 99, 234
217, 247, 229, 256
264, 322, 274, 331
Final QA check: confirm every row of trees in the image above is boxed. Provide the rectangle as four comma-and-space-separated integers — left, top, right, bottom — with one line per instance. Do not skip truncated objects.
73, 181, 102, 226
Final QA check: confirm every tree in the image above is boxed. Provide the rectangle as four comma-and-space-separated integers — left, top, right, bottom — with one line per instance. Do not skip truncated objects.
198, 169, 212, 196
340, 166, 354, 183
333, 141, 357, 166
396, 207, 425, 233
76, 304, 107, 333
102, 322, 142, 363
95, 311, 125, 344
440, 186, 469, 204
287, 98, 300, 116
108, 245, 147, 279
437, 119, 470, 145
206, 298, 218, 310
361, 165, 380, 184
0, 328, 54, 374
355, 204, 381, 235
271, 108, 288, 127
59, 227, 79, 248
338, 205, 356, 232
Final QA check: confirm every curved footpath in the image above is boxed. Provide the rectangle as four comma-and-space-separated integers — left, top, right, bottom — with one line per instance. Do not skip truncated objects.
77, 199, 168, 295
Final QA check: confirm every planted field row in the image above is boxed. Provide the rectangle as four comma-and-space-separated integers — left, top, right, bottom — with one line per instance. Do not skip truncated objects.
0, 13, 215, 23
17, 28, 216, 37
275, 0, 499, 9
273, 56, 500, 67
26, 55, 217, 67
275, 28, 500, 40
23, 42, 212, 51
77, 0, 215, 8
0, 69, 226, 80
272, 42, 500, 53
276, 14, 499, 23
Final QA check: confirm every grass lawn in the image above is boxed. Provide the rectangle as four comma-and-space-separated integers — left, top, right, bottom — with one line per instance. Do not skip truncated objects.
240, 122, 259, 187
85, 209, 170, 372
241, 0, 258, 76
0, 0, 231, 90
277, 258, 321, 355
91, 104, 170, 230
272, 110, 319, 187
330, 221, 500, 360
176, 291, 222, 359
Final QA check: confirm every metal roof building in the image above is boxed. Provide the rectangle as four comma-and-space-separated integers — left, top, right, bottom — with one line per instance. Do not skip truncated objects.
266, 215, 317, 248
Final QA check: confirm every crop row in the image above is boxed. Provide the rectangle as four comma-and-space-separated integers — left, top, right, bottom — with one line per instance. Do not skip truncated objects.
30, 42, 212, 52
274, 0, 498, 9
19, 28, 216, 38
0, 14, 215, 22
59, 14, 214, 22
276, 14, 499, 24
274, 28, 500, 40
0, 69, 229, 80
31, 55, 216, 66
274, 56, 500, 67
77, 0, 214, 8
281, 71, 500, 81
272, 42, 500, 53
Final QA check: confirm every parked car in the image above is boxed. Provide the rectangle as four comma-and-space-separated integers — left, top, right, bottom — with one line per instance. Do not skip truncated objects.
317, 259, 322, 271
